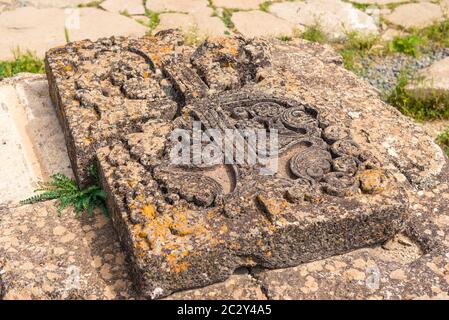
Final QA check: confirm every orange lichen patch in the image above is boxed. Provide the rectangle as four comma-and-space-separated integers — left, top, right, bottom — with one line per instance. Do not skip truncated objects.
64, 65, 73, 72
82, 137, 93, 144
256, 195, 289, 223
358, 169, 387, 194
229, 242, 241, 250
143, 71, 150, 79
173, 261, 189, 273
219, 224, 228, 234
141, 203, 156, 219
149, 45, 174, 66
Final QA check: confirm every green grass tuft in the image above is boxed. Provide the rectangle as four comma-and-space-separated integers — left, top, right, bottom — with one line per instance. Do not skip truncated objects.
437, 128, 449, 157
20, 166, 108, 217
259, 1, 273, 12
221, 8, 235, 29
301, 24, 328, 44
387, 73, 449, 121
0, 50, 45, 80
144, 9, 160, 35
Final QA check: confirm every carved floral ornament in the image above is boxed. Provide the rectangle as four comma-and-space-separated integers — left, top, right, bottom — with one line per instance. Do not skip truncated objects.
152, 92, 389, 213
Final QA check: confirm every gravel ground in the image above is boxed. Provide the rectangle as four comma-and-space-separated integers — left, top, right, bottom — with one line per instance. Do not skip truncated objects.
359, 47, 449, 96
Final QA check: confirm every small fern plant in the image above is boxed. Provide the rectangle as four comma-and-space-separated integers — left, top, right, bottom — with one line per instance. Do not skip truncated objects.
20, 167, 108, 217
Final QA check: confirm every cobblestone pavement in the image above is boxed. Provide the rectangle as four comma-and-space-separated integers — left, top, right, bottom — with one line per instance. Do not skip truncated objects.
1, 0, 449, 60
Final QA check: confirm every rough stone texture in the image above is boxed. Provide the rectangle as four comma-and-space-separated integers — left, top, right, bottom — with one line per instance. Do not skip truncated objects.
352, 0, 410, 5
268, 0, 379, 39
213, 0, 265, 10
405, 56, 449, 99
165, 274, 267, 300
0, 202, 134, 300
255, 174, 449, 299
0, 7, 147, 60
100, 0, 145, 16
44, 31, 449, 299
145, 0, 209, 14
384, 2, 444, 29
1, 0, 89, 10
232, 11, 296, 38
0, 74, 72, 204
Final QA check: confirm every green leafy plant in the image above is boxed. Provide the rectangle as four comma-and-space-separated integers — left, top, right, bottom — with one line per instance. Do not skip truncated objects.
437, 127, 449, 157
144, 9, 160, 35
0, 50, 45, 79
20, 167, 108, 217
388, 35, 422, 57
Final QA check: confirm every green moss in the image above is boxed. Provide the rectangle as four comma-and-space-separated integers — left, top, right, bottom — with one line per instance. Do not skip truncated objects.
221, 8, 235, 29
0, 50, 45, 80
278, 35, 292, 42
387, 73, 449, 121
259, 1, 273, 12
436, 128, 449, 157
350, 2, 370, 10
77, 1, 104, 8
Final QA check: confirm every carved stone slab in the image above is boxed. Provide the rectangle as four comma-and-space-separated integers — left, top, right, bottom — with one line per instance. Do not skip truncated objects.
46, 31, 409, 298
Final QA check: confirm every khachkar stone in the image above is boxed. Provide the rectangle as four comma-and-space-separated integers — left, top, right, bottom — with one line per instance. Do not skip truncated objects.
45, 30, 447, 299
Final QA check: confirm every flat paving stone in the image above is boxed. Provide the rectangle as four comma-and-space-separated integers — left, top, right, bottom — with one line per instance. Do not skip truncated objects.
155, 12, 228, 37
145, 0, 209, 13
0, 74, 72, 205
269, 0, 379, 39
100, 0, 146, 15
232, 10, 295, 38
213, 0, 266, 10
406, 56, 449, 99
384, 2, 444, 29
0, 7, 147, 60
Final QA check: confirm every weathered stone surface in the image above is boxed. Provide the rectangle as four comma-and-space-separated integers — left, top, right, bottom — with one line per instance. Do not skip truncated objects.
255, 172, 449, 299
269, 0, 379, 39
213, 0, 265, 10
405, 56, 449, 99
384, 2, 444, 29
45, 32, 448, 299
165, 274, 266, 300
145, 0, 209, 13
0, 74, 72, 204
350, 0, 408, 5
0, 202, 134, 300
100, 0, 145, 15
0, 7, 147, 60
232, 10, 296, 38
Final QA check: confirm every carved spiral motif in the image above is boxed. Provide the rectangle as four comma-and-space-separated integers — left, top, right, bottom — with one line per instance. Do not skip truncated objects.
331, 139, 360, 157
323, 125, 350, 144
231, 106, 249, 120
289, 147, 332, 181
154, 169, 223, 207
280, 107, 318, 134
332, 155, 359, 176
322, 172, 359, 197
251, 102, 283, 118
